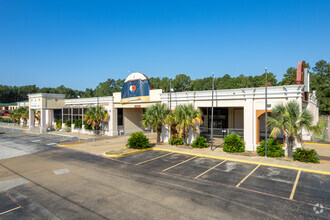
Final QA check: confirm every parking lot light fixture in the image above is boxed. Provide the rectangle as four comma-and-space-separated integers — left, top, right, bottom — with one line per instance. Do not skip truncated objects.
169, 80, 173, 146
265, 67, 268, 158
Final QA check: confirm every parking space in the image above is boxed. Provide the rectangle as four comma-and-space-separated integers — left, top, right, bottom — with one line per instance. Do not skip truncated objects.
0, 193, 33, 219
118, 149, 330, 210
0, 193, 19, 214
198, 161, 258, 186
294, 172, 330, 208
117, 150, 172, 164
138, 153, 195, 172
239, 166, 298, 198
166, 157, 224, 177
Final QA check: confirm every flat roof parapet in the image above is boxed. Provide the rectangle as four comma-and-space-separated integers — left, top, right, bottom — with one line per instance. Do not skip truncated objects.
28, 93, 66, 99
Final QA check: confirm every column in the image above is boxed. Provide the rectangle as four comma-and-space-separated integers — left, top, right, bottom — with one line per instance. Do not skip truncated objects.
49, 110, 54, 130
112, 108, 118, 136
62, 108, 65, 130
40, 109, 46, 133
161, 125, 169, 142
244, 99, 254, 151
82, 106, 84, 130
108, 102, 114, 136
28, 108, 35, 131
71, 108, 74, 132
188, 124, 200, 145
45, 110, 50, 128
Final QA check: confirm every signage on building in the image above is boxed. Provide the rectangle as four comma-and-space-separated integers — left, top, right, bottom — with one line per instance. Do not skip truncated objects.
30, 98, 42, 109
121, 72, 151, 103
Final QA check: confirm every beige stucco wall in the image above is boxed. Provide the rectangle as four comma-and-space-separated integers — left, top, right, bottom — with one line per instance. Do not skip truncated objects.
45, 98, 66, 109
123, 108, 143, 133
114, 102, 158, 109
29, 97, 65, 109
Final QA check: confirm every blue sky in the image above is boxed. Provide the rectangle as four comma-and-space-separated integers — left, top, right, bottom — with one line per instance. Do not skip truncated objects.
0, 0, 329, 90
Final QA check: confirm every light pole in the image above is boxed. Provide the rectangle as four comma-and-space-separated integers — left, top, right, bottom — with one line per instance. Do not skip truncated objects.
169, 80, 172, 146
211, 72, 214, 151
265, 67, 268, 158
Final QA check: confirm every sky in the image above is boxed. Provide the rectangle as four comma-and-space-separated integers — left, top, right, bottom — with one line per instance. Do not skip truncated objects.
0, 0, 329, 90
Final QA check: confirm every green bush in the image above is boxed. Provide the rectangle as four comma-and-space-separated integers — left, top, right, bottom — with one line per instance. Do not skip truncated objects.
0, 117, 13, 123
293, 148, 320, 163
126, 132, 150, 149
74, 119, 82, 129
257, 138, 284, 157
84, 123, 93, 130
56, 120, 62, 131
191, 136, 209, 148
64, 120, 71, 132
223, 133, 245, 153
65, 119, 71, 128
170, 134, 184, 145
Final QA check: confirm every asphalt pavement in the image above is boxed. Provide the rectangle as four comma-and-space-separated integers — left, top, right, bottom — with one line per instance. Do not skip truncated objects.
0, 132, 329, 219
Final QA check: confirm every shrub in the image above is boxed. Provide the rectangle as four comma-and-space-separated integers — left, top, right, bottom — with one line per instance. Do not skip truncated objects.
223, 133, 245, 153
126, 132, 150, 149
74, 119, 82, 129
84, 123, 93, 130
56, 120, 62, 131
293, 148, 320, 163
170, 134, 184, 145
191, 136, 209, 148
257, 138, 284, 157
0, 117, 13, 123
64, 120, 71, 132
65, 119, 71, 128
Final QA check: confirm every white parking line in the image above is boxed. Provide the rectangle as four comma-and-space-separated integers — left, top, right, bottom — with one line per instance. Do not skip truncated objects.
46, 143, 57, 146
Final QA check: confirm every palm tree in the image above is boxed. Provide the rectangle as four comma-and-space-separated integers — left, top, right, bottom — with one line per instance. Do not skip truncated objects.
10, 107, 29, 126
34, 110, 41, 125
268, 101, 313, 158
174, 105, 202, 146
19, 107, 29, 126
84, 106, 109, 132
9, 108, 21, 124
142, 103, 169, 143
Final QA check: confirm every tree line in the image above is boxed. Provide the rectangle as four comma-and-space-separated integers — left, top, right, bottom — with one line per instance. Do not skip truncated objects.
0, 60, 328, 114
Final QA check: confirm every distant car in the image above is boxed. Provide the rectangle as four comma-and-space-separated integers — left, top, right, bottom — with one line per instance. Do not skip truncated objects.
4, 113, 10, 116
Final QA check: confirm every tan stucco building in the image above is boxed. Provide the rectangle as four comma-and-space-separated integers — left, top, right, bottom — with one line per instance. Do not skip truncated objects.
23, 61, 319, 152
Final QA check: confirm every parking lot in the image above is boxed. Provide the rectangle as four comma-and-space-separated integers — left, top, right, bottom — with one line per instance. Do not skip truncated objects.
1, 131, 329, 218
3, 131, 328, 211
116, 149, 330, 210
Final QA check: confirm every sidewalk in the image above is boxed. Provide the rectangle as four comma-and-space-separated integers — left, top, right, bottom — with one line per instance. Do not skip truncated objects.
58, 138, 330, 174
0, 123, 110, 141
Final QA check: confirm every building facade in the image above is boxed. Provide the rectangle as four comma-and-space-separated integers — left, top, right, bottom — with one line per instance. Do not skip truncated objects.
24, 61, 318, 151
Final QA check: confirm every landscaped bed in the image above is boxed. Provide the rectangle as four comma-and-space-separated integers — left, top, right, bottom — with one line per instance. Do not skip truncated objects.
104, 148, 153, 157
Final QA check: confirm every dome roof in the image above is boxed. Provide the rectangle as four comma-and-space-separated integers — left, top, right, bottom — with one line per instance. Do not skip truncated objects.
124, 72, 149, 82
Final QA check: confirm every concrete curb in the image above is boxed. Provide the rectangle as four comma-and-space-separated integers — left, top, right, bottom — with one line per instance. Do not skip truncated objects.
57, 142, 83, 147
304, 142, 330, 146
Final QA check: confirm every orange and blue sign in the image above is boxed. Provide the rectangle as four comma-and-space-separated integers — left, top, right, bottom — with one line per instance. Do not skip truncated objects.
121, 78, 151, 103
